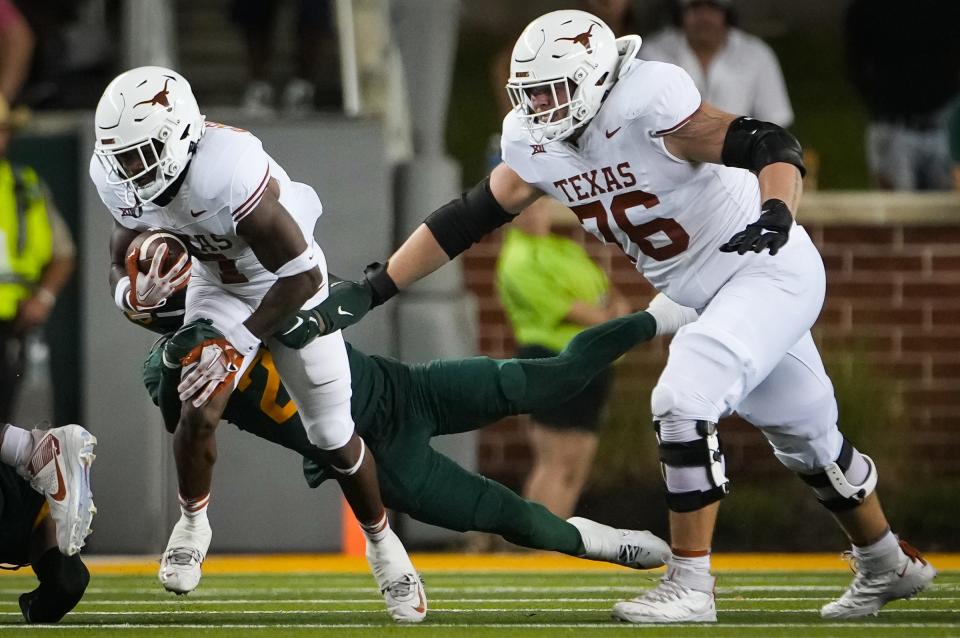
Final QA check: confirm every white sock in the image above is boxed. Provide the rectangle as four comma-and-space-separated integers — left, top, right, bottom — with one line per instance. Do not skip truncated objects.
0, 424, 33, 468
670, 551, 712, 576
178, 493, 210, 528
853, 529, 901, 572
360, 511, 390, 543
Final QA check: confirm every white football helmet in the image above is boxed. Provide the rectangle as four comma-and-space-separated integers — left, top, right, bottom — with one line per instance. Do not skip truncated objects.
94, 66, 205, 203
506, 10, 623, 144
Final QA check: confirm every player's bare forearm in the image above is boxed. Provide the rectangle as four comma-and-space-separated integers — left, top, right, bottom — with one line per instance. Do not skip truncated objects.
238, 188, 324, 338
108, 222, 140, 289
385, 224, 451, 289
758, 162, 803, 217
246, 268, 323, 338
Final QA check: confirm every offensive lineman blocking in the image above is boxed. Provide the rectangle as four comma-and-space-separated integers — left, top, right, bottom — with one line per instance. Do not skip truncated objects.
300, 10, 936, 624
89, 67, 425, 621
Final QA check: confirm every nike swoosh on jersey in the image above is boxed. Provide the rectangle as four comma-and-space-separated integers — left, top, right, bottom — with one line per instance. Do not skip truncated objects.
337, 306, 354, 316
190, 209, 207, 217
605, 127, 622, 138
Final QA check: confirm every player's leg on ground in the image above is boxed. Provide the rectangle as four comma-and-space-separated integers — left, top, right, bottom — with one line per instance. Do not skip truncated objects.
0, 423, 96, 556
523, 422, 597, 519
738, 332, 936, 619
381, 436, 666, 568
616, 239, 827, 624
19, 516, 89, 623
424, 311, 657, 437
160, 389, 230, 594
267, 329, 425, 623
160, 285, 258, 594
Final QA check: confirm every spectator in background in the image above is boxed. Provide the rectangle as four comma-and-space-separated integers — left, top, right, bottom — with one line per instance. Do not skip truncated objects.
0, 100, 75, 422
496, 204, 632, 519
0, 0, 33, 103
845, 0, 960, 191
641, 0, 794, 127
231, 0, 340, 116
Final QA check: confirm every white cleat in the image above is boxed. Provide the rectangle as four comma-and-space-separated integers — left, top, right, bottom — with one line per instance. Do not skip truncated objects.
20, 425, 97, 556
567, 516, 670, 569
612, 565, 717, 623
159, 516, 212, 594
366, 528, 426, 623
821, 540, 937, 619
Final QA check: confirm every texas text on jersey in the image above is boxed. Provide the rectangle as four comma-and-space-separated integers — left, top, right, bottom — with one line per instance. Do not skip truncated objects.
502, 59, 771, 310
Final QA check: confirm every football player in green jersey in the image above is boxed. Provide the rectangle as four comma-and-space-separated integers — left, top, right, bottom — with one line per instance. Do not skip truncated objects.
130, 291, 695, 569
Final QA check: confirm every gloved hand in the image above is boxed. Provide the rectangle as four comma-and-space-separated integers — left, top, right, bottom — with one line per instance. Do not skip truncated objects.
177, 338, 243, 408
273, 308, 324, 349
719, 198, 793, 256
645, 292, 699, 336
125, 243, 191, 311
272, 262, 397, 349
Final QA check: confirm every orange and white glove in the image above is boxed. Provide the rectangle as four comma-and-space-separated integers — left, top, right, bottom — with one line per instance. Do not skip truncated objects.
177, 338, 244, 408
125, 243, 191, 311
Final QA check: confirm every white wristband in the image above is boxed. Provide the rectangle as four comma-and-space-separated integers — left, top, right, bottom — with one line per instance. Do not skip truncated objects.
274, 244, 319, 279
227, 322, 260, 356
114, 277, 132, 312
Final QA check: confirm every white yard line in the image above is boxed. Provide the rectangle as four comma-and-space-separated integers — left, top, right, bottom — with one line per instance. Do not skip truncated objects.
0, 608, 955, 616
0, 596, 957, 606
0, 622, 957, 630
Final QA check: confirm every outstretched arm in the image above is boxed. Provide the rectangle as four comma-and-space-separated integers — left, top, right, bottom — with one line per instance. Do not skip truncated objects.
428, 295, 697, 435
273, 163, 544, 346
387, 163, 544, 287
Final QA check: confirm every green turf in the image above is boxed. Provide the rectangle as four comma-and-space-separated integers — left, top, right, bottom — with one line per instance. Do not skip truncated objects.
0, 570, 957, 636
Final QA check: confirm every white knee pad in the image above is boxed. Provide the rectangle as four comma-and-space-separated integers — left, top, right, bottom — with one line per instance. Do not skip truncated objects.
797, 438, 877, 511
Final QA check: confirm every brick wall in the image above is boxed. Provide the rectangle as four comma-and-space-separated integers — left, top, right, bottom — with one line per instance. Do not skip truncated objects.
463, 216, 960, 490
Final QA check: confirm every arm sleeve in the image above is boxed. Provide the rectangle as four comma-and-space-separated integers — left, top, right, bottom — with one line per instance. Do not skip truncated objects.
751, 43, 794, 127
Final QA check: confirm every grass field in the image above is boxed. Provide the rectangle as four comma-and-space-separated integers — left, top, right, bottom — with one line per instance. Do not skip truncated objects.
1, 555, 957, 637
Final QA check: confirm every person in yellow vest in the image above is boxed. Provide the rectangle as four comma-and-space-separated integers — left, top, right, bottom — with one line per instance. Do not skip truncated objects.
0, 98, 75, 422
496, 199, 632, 519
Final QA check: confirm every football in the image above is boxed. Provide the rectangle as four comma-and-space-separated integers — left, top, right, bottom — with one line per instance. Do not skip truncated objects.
129, 229, 190, 274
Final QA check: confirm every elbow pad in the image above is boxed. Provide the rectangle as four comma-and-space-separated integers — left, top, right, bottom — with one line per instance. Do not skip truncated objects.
721, 116, 806, 177
424, 177, 515, 259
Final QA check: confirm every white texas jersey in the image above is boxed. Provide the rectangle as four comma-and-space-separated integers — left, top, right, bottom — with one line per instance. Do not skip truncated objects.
90, 122, 323, 294
502, 60, 765, 309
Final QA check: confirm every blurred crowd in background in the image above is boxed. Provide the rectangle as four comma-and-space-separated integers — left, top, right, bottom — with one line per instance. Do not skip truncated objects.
1, 0, 958, 192
0, 0, 958, 543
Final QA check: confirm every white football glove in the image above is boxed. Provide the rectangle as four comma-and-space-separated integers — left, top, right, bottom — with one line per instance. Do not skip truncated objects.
645, 293, 699, 336
125, 243, 191, 311
177, 339, 243, 408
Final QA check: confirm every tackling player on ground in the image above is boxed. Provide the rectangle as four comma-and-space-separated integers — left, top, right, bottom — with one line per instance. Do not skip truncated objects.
90, 67, 424, 621
293, 9, 935, 624
127, 289, 696, 573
